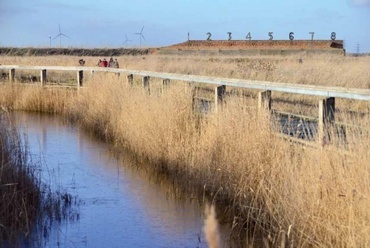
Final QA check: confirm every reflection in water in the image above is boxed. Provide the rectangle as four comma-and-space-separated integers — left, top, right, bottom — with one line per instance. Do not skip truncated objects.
12, 111, 230, 248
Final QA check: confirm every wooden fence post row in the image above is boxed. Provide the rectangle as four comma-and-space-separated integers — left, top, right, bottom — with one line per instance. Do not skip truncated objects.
40, 69, 47, 86
9, 68, 15, 83
127, 74, 133, 86
142, 76, 150, 94
318, 97, 335, 146
2, 66, 367, 149
77, 70, 83, 88
215, 85, 226, 113
258, 90, 272, 113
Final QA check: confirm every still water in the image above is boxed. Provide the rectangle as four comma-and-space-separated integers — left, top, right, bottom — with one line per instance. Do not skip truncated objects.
12, 111, 228, 248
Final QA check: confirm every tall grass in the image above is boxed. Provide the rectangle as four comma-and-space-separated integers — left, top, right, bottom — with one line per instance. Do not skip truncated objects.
0, 110, 79, 246
0, 113, 41, 243
0, 54, 369, 247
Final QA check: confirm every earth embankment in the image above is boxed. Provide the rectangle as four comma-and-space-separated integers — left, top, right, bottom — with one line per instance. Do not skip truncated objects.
0, 47, 150, 57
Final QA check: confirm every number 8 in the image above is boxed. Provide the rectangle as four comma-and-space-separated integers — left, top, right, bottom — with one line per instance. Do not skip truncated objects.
331, 32, 336, 41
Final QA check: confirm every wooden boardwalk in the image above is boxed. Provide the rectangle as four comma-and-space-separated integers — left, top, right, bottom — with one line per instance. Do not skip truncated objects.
1, 64, 370, 147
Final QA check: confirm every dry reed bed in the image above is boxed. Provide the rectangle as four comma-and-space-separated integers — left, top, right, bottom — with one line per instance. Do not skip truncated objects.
1, 73, 369, 247
1, 54, 369, 89
1, 54, 369, 114
0, 114, 41, 243
0, 54, 370, 247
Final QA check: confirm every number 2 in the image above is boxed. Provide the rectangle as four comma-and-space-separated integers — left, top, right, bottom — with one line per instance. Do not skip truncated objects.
206, 32, 212, 41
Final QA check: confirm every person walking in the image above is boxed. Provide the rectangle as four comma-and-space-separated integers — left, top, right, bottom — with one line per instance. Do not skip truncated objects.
114, 59, 119, 68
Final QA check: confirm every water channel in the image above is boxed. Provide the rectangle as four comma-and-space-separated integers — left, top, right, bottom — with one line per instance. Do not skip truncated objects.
12, 111, 230, 248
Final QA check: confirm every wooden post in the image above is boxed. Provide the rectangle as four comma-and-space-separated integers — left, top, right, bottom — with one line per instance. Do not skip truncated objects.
258, 90, 272, 112
40, 69, 47, 86
142, 76, 150, 94
185, 82, 193, 93
162, 78, 170, 92
318, 97, 335, 146
127, 74, 133, 86
163, 78, 170, 87
9, 68, 15, 83
214, 85, 226, 112
77, 70, 83, 88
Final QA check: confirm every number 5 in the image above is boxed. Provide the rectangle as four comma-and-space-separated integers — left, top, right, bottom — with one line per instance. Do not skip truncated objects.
268, 32, 273, 40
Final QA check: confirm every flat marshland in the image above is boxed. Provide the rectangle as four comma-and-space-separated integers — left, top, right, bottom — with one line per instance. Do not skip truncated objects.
0, 54, 370, 247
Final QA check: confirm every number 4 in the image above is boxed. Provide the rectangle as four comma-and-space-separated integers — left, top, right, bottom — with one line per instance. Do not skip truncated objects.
246, 32, 252, 41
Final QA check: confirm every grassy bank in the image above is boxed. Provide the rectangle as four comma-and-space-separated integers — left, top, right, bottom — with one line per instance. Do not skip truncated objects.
0, 113, 41, 244
0, 110, 78, 246
1, 54, 370, 247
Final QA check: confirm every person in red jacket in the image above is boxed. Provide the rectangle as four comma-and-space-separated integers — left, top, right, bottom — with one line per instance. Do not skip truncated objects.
102, 58, 108, 67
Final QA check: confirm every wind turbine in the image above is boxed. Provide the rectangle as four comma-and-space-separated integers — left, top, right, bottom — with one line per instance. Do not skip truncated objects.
123, 34, 132, 47
134, 26, 145, 46
53, 24, 71, 47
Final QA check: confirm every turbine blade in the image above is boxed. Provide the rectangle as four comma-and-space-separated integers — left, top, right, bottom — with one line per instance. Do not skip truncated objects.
53, 34, 61, 40
141, 34, 145, 40
59, 24, 61, 33
61, 33, 71, 39
141, 26, 144, 32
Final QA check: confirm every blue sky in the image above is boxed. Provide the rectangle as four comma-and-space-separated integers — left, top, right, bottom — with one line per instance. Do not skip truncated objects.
0, 0, 369, 53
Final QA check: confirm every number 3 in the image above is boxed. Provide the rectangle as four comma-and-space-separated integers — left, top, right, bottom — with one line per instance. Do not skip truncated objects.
227, 32, 232, 41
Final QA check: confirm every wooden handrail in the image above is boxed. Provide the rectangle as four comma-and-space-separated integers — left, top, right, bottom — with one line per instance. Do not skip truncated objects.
1, 65, 370, 101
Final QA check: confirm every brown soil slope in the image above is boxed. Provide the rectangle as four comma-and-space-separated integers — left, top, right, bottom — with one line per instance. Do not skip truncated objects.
167, 40, 343, 50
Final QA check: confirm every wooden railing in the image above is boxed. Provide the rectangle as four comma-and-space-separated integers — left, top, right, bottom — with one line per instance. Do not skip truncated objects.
1, 65, 370, 146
